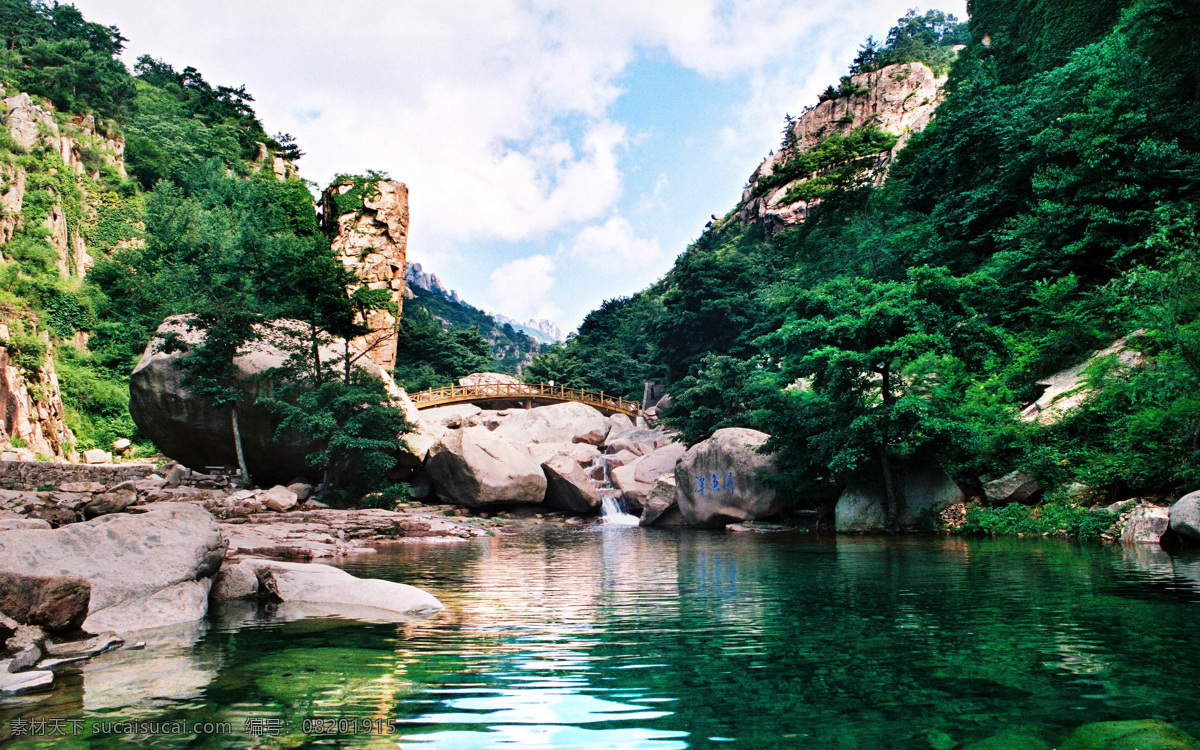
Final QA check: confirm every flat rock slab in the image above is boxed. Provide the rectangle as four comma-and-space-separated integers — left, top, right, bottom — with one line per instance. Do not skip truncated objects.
241, 559, 445, 616
0, 669, 53, 695
44, 631, 124, 658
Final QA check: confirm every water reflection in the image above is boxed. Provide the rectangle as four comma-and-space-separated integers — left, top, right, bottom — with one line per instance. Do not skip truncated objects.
3, 528, 1200, 750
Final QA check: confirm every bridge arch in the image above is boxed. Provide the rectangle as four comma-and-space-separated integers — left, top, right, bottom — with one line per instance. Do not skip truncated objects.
410, 382, 640, 418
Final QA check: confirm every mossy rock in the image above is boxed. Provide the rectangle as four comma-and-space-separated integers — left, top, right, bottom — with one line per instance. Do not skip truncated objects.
1060, 720, 1200, 750
963, 728, 1052, 750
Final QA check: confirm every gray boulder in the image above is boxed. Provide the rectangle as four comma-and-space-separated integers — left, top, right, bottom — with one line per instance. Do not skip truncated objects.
541, 454, 601, 514
0, 503, 225, 633
1121, 505, 1171, 545
982, 470, 1042, 505
83, 488, 136, 520
676, 428, 784, 527
1169, 491, 1200, 542
129, 316, 421, 486
835, 470, 965, 533
426, 426, 547, 507
210, 561, 259, 601
612, 442, 686, 513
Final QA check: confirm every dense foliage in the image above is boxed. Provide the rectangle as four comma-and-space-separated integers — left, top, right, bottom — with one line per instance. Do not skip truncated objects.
532, 0, 1200, 528
0, 0, 410, 500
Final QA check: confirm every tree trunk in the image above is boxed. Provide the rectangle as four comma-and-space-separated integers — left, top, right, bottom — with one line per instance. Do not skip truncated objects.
310, 320, 321, 382
344, 338, 351, 385
878, 444, 899, 532
231, 407, 251, 487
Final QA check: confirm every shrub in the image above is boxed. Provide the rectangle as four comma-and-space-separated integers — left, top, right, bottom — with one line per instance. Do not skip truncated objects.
959, 502, 1115, 540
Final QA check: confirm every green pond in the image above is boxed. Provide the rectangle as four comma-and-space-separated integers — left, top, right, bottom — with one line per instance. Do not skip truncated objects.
4, 527, 1200, 749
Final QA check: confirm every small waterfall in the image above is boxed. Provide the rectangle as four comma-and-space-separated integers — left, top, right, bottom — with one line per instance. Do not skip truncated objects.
587, 455, 640, 526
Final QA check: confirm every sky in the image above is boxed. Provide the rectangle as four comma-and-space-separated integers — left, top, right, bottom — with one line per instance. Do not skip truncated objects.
73, 0, 967, 333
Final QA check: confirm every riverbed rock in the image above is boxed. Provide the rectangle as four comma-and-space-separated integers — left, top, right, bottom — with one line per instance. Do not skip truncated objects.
541, 454, 602, 514
43, 631, 124, 659
491, 402, 610, 446
128, 315, 421, 485
0, 669, 53, 695
1169, 491, 1200, 542
8, 644, 39, 672
640, 476, 685, 527
611, 442, 686, 513
1060, 719, 1200, 749
262, 485, 298, 512
210, 561, 259, 601
0, 572, 90, 631
835, 470, 966, 533
240, 559, 444, 615
982, 470, 1042, 505
426, 426, 547, 507
676, 428, 784, 527
82, 488, 136, 519
0, 503, 225, 633
1121, 505, 1171, 545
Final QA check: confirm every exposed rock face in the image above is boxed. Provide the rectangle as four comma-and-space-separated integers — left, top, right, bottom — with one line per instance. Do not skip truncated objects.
0, 503, 225, 633
1, 330, 75, 461
319, 179, 409, 370
735, 62, 944, 234
425, 426, 547, 507
676, 428, 784, 527
0, 572, 90, 631
405, 261, 453, 297
1021, 337, 1145, 424
1121, 505, 1171, 545
1170, 491, 1200, 542
128, 315, 421, 485
835, 470, 965, 533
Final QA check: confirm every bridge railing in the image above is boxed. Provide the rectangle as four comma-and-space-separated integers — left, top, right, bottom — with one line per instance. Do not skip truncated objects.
411, 382, 640, 417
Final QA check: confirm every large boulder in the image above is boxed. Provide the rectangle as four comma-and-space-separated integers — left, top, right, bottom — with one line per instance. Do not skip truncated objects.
541, 454, 602, 514
491, 402, 610, 446
426, 426, 547, 507
0, 504, 225, 633
676, 428, 784, 527
1169, 491, 1200, 542
982, 470, 1042, 505
1059, 719, 1200, 750
640, 476, 685, 527
1121, 505, 1171, 545
835, 470, 965, 533
240, 559, 444, 615
0, 573, 90, 631
458, 372, 521, 386
611, 442, 686, 513
128, 316, 421, 486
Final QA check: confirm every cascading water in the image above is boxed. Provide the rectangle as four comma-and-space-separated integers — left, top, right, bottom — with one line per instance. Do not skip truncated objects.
587, 455, 640, 526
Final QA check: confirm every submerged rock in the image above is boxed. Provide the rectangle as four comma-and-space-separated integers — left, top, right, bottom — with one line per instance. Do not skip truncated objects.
0, 503, 225, 633
1060, 719, 1200, 749
676, 428, 784, 527
426, 426, 547, 507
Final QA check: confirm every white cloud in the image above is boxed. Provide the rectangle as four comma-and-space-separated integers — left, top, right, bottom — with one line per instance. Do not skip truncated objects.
568, 216, 662, 270
487, 254, 561, 321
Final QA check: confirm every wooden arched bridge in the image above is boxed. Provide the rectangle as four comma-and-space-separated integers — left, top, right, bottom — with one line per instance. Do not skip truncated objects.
411, 382, 641, 417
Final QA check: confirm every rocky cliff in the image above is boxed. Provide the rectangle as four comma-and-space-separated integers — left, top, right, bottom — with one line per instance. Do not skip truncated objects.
318, 178, 409, 371
735, 62, 945, 233
0, 88, 129, 460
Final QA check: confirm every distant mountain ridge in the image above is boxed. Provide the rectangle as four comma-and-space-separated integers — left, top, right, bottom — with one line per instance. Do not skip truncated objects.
404, 261, 565, 344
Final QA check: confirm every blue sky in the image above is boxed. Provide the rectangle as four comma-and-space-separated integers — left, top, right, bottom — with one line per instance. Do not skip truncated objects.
74, 0, 966, 332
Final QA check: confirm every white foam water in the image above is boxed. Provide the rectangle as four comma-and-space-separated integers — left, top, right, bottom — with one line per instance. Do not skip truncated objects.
587, 455, 642, 526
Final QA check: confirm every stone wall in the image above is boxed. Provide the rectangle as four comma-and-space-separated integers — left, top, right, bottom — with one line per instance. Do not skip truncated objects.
0, 460, 155, 491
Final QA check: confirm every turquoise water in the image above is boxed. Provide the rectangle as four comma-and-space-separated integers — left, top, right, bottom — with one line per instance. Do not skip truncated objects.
4, 528, 1200, 749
